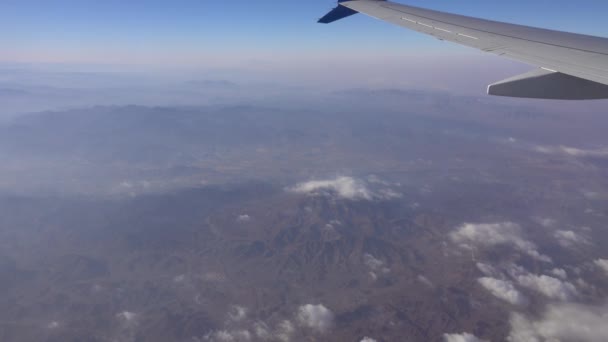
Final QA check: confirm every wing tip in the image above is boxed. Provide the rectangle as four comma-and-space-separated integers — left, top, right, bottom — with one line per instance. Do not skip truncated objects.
318, 5, 358, 24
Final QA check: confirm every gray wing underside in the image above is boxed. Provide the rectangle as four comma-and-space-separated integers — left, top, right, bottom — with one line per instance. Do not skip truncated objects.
323, 0, 608, 99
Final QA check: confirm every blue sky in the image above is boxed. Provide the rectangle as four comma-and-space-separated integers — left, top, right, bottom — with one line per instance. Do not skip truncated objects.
2, 0, 608, 67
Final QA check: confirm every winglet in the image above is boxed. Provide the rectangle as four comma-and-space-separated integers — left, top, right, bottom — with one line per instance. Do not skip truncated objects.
318, 2, 359, 24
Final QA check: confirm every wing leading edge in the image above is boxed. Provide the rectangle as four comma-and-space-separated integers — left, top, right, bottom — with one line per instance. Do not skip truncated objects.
319, 0, 608, 100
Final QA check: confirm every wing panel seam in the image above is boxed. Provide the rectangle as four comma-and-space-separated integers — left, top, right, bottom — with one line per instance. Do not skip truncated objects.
381, 4, 608, 57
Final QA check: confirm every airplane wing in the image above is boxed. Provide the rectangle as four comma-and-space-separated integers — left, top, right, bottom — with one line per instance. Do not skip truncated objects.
319, 0, 608, 100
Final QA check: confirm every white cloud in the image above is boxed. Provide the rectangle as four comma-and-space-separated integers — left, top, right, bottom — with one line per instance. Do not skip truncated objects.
116, 311, 137, 323
204, 330, 252, 342
504, 263, 528, 278
450, 223, 551, 262
595, 259, 608, 276
297, 304, 334, 333
508, 303, 608, 342
478, 277, 527, 306
534, 145, 608, 158
253, 322, 272, 340
290, 176, 372, 200
515, 274, 578, 301
364, 253, 390, 280
505, 263, 578, 301
236, 214, 251, 223
360, 337, 378, 342
554, 230, 589, 248
443, 332, 486, 342
288, 176, 401, 200
476, 262, 499, 277
536, 217, 556, 228
550, 268, 567, 280
376, 188, 403, 199
367, 174, 388, 185
418, 275, 434, 288
275, 320, 295, 342
47, 321, 60, 329
560, 146, 608, 157
228, 305, 248, 322
363, 253, 384, 270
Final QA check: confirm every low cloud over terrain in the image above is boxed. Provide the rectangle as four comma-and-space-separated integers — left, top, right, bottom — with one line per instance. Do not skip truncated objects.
596, 259, 608, 276
296, 304, 334, 334
515, 274, 578, 301
289, 176, 401, 201
451, 222, 551, 262
443, 332, 486, 342
478, 277, 528, 306
509, 303, 608, 342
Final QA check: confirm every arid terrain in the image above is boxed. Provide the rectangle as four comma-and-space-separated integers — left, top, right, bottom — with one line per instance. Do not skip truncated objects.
1, 88, 608, 341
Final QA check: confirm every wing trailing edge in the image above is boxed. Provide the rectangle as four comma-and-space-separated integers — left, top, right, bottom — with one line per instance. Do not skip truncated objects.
488, 69, 608, 100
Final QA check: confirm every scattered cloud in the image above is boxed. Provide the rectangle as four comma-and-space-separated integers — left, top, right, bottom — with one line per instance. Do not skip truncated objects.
207, 304, 342, 342
237, 214, 251, 223
476, 262, 499, 277
550, 268, 567, 280
509, 303, 608, 342
47, 321, 60, 329
228, 305, 248, 323
296, 304, 334, 333
275, 320, 295, 342
554, 230, 589, 248
515, 274, 578, 301
536, 217, 556, 228
290, 176, 372, 200
364, 253, 390, 281
533, 145, 608, 158
204, 330, 252, 342
288, 176, 401, 200
450, 222, 551, 262
443, 332, 486, 342
360, 337, 378, 342
116, 311, 137, 323
504, 263, 578, 300
207, 317, 294, 342
595, 259, 608, 276
252, 322, 271, 340
478, 277, 527, 306
418, 275, 434, 288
